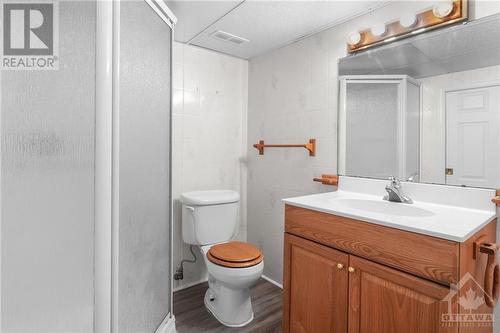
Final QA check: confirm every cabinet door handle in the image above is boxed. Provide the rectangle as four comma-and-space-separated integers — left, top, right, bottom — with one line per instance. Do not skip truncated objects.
336, 263, 344, 270
348, 267, 356, 273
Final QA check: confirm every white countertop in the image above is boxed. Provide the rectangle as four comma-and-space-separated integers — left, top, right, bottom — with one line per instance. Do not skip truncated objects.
283, 177, 497, 243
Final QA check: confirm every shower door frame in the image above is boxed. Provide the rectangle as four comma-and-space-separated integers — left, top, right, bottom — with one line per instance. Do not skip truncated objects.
95, 1, 176, 332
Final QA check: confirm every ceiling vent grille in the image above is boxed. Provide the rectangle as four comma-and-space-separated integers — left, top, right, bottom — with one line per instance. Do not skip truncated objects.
210, 30, 249, 45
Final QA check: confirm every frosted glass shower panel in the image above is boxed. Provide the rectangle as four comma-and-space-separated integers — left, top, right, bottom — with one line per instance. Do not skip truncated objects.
339, 76, 421, 180
345, 81, 400, 179
1, 2, 96, 331
405, 82, 421, 181
117, 1, 172, 332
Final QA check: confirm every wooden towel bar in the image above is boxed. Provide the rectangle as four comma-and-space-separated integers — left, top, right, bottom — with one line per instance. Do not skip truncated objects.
253, 139, 316, 156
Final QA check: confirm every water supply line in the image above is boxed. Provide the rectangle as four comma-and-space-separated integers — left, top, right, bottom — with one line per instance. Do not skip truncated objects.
174, 244, 197, 280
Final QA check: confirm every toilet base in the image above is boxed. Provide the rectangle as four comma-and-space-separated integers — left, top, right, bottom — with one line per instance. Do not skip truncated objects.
204, 284, 254, 327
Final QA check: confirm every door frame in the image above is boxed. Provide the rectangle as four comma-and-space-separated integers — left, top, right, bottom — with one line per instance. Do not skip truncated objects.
95, 1, 176, 332
441, 80, 500, 186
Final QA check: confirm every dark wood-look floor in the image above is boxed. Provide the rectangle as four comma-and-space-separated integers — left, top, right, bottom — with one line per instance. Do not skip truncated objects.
174, 279, 283, 333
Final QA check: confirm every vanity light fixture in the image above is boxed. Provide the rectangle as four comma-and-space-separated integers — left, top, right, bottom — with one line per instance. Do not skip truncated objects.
400, 13, 418, 28
433, 0, 454, 18
346, 0, 467, 54
411, 28, 427, 34
347, 31, 362, 46
370, 23, 386, 37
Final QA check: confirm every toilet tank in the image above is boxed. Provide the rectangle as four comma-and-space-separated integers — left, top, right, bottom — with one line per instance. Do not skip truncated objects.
181, 190, 240, 246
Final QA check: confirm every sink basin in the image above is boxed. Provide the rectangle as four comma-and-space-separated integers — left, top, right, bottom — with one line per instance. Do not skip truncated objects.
336, 199, 434, 217
283, 176, 497, 242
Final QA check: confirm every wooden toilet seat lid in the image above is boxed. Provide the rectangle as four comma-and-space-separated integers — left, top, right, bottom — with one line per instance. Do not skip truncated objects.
207, 241, 263, 268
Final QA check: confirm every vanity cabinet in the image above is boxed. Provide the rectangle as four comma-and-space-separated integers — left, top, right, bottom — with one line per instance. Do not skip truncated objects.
284, 234, 348, 332
283, 204, 497, 333
348, 255, 453, 333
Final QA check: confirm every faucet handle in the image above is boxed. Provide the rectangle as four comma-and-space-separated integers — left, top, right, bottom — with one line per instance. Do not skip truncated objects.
388, 175, 400, 186
406, 173, 418, 182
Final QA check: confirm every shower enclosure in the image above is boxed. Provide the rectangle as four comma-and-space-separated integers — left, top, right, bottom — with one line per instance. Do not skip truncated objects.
0, 1, 175, 332
338, 75, 421, 181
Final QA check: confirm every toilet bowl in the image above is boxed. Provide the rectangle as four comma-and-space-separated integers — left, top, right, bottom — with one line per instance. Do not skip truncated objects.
201, 243, 264, 327
180, 190, 264, 327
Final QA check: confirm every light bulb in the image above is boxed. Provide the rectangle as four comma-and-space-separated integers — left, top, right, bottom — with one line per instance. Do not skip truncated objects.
400, 13, 417, 28
347, 32, 361, 46
370, 23, 386, 37
433, 0, 454, 18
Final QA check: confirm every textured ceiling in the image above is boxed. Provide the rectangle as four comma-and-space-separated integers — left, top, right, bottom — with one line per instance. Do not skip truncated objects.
167, 0, 390, 59
166, 1, 242, 42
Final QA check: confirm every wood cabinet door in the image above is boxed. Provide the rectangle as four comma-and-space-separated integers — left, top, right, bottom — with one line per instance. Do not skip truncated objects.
348, 255, 457, 333
283, 234, 349, 333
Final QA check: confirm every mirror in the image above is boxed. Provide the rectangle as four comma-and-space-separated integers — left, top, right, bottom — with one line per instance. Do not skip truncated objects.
338, 13, 500, 189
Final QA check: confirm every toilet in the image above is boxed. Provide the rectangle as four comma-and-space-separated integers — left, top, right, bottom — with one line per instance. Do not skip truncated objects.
180, 190, 264, 327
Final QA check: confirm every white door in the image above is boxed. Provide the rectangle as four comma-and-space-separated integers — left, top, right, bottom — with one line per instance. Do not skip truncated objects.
446, 85, 500, 188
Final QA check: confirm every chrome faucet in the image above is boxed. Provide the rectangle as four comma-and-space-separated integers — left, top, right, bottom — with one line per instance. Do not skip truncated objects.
406, 173, 418, 182
384, 176, 413, 204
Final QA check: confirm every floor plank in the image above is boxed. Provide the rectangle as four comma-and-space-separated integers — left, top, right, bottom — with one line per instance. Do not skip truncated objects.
174, 279, 283, 333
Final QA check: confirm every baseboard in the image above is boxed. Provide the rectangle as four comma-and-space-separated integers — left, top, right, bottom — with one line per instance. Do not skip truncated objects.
173, 275, 281, 292
261, 274, 283, 289
173, 277, 208, 292
155, 313, 176, 333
